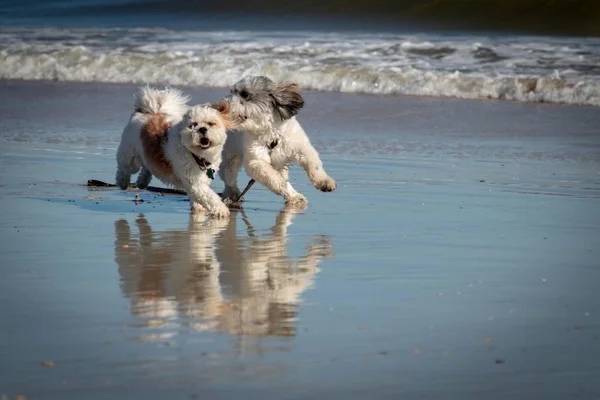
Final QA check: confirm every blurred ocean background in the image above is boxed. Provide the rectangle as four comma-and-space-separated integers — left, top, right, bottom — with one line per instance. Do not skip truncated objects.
1, 0, 600, 106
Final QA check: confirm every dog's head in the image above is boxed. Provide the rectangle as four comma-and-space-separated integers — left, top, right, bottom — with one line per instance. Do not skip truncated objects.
227, 76, 304, 132
179, 102, 234, 152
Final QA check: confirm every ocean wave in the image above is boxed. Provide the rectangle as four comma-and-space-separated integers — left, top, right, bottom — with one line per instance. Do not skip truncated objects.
1, 28, 600, 106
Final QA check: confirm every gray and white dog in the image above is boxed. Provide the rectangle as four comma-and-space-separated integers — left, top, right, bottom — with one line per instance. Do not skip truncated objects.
219, 76, 336, 206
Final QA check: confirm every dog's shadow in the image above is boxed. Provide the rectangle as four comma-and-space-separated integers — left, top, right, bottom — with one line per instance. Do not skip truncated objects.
114, 206, 334, 341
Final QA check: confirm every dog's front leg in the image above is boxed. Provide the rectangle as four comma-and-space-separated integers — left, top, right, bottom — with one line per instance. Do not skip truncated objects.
245, 159, 307, 205
187, 182, 230, 218
136, 165, 153, 189
170, 158, 229, 218
296, 145, 336, 192
175, 165, 230, 218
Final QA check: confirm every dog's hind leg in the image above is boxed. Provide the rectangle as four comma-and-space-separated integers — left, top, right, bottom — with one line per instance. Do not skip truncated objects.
115, 145, 141, 190
136, 165, 153, 189
219, 154, 243, 203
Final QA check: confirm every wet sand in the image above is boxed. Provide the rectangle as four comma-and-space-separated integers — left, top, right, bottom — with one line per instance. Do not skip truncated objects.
1, 80, 599, 399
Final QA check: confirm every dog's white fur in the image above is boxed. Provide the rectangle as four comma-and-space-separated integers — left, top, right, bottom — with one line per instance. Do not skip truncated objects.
219, 76, 336, 205
115, 86, 231, 218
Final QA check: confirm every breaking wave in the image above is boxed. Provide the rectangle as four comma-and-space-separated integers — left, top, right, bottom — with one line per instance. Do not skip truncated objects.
1, 28, 600, 106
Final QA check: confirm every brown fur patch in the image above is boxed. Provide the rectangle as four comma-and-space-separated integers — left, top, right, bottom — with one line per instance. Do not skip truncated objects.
140, 113, 175, 182
211, 99, 238, 130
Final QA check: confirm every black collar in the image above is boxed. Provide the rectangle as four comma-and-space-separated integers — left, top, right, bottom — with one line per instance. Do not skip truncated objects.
191, 152, 215, 179
191, 153, 211, 171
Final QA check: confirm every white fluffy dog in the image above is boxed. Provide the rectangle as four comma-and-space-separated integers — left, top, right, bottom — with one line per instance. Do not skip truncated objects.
219, 76, 336, 205
115, 86, 233, 218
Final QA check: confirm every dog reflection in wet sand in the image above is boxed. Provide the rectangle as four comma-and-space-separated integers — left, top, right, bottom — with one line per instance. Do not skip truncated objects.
114, 206, 333, 339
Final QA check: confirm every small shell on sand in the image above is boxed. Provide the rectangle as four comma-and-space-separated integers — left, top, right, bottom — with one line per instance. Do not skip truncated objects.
41, 360, 54, 368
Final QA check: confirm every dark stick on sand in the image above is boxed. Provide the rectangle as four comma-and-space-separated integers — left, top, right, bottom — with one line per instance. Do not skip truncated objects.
236, 179, 255, 202
86, 178, 257, 200
86, 179, 187, 195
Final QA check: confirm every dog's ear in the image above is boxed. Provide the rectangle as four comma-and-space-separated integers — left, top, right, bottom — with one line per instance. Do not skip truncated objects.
211, 98, 229, 114
270, 82, 304, 120
210, 99, 237, 130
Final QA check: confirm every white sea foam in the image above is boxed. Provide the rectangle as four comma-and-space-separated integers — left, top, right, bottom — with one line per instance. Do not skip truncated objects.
1, 28, 599, 106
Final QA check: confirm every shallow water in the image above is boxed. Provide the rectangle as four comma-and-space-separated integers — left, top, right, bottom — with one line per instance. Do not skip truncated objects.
1, 81, 600, 399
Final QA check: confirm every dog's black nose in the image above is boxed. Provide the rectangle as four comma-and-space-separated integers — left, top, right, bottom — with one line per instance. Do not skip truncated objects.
198, 127, 207, 134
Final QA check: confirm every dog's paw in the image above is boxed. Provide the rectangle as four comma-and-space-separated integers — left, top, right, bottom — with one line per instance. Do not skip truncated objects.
224, 199, 243, 210
285, 193, 308, 206
210, 205, 231, 219
191, 202, 207, 213
221, 187, 241, 201
223, 196, 241, 206
315, 177, 336, 192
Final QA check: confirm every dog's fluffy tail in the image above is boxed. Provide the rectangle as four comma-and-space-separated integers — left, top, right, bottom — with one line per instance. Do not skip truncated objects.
134, 86, 190, 117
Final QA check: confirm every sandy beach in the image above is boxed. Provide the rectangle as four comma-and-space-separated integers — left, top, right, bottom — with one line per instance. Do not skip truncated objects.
1, 80, 599, 399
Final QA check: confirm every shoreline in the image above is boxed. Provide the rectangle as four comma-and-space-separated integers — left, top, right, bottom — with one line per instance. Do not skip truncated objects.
2, 78, 598, 110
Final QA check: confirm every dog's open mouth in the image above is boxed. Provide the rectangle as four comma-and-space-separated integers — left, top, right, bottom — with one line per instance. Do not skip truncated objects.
199, 137, 211, 148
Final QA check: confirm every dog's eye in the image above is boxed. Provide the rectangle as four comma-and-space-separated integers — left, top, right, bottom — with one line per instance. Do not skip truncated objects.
207, 122, 216, 127
189, 122, 197, 129
239, 90, 249, 99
